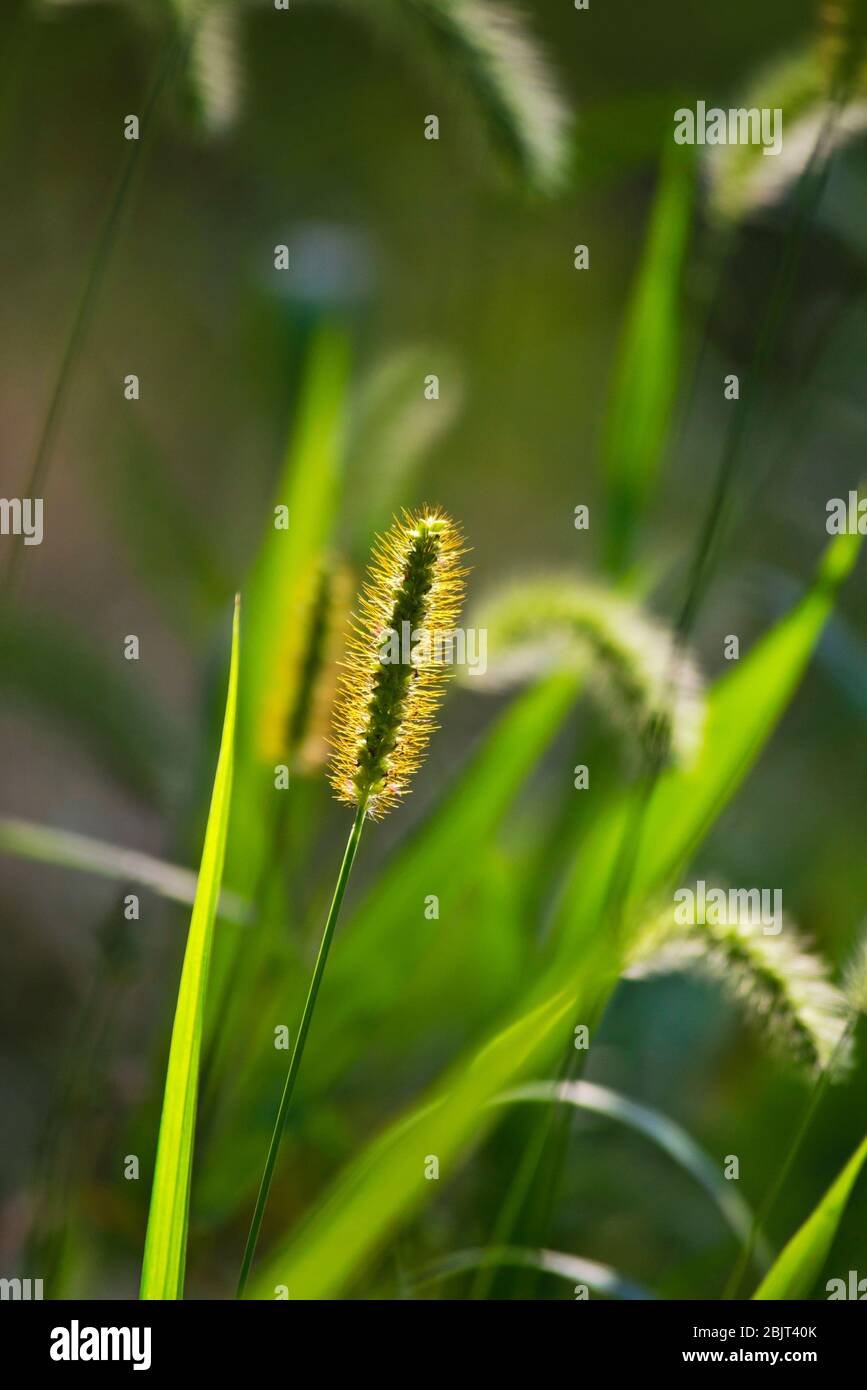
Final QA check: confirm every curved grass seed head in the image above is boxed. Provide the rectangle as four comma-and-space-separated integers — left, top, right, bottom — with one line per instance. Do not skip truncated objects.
330, 507, 467, 817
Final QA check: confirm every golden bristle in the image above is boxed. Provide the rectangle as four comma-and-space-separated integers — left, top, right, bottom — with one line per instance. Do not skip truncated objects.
329, 507, 468, 818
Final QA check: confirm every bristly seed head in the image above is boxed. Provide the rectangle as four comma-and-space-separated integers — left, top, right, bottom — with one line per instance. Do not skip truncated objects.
329, 507, 467, 818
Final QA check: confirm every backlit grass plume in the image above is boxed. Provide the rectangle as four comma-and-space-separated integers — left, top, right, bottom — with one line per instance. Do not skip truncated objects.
629, 896, 851, 1076
465, 576, 705, 766
259, 559, 352, 773
329, 507, 468, 816
843, 923, 867, 1017
237, 506, 467, 1297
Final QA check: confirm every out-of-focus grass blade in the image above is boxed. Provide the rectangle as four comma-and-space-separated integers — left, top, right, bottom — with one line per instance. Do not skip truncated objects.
140, 597, 240, 1301
0, 608, 173, 803
497, 1080, 763, 1259
224, 323, 350, 900
246, 532, 860, 1299
201, 328, 350, 1095
345, 346, 462, 558
554, 528, 864, 958
0, 816, 250, 925
414, 1245, 655, 1300
602, 146, 695, 574
753, 1133, 867, 1300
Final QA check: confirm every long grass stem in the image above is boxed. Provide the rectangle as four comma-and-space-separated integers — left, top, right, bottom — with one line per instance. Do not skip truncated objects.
722, 1021, 853, 1299
235, 797, 368, 1298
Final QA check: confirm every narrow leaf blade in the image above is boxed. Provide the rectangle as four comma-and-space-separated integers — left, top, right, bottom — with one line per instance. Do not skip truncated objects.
753, 1133, 867, 1300
140, 597, 240, 1300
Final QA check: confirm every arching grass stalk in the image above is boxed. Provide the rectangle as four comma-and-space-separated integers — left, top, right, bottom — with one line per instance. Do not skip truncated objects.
236, 508, 467, 1297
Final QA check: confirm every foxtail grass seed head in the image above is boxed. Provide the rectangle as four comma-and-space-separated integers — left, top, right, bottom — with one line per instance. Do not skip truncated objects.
843, 924, 867, 1017
466, 576, 705, 766
629, 892, 852, 1076
260, 559, 351, 772
330, 508, 467, 817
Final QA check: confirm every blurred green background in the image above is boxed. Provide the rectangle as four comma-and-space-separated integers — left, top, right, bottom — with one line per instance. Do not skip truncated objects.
0, 0, 865, 1298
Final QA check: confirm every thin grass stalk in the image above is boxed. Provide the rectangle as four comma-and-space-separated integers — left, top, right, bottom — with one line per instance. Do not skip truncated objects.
471, 956, 615, 1299
723, 1020, 855, 1299
235, 797, 368, 1298
1, 2, 211, 592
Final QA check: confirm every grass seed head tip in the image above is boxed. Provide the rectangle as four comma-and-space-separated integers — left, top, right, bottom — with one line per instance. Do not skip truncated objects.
329, 507, 467, 818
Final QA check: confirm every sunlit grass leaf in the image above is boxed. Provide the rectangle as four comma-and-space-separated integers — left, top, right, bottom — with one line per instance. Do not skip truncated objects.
202, 326, 350, 1097
414, 1244, 656, 1299
465, 576, 705, 765
497, 1079, 763, 1256
247, 530, 860, 1298
140, 597, 239, 1301
225, 323, 350, 897
753, 1132, 867, 1299
630, 900, 852, 1075
602, 146, 695, 573
0, 816, 250, 925
247, 972, 597, 1298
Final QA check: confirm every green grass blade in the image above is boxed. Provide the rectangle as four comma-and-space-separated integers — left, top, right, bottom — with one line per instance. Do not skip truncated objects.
246, 967, 607, 1299
345, 345, 462, 559
226, 322, 351, 898
140, 596, 240, 1301
602, 146, 695, 573
0, 816, 250, 925
205, 325, 350, 1055
752, 1133, 867, 1300
497, 1080, 763, 1258
414, 1245, 656, 1299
